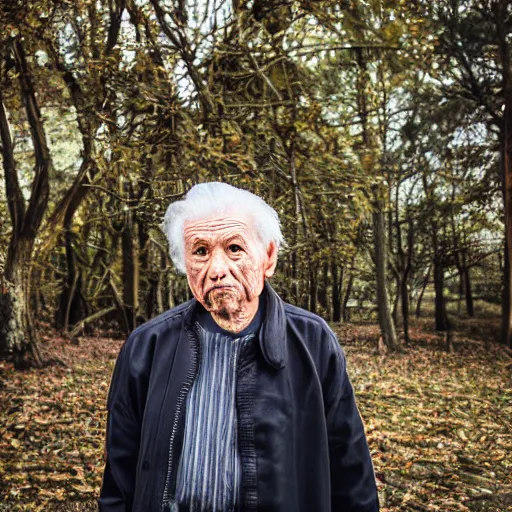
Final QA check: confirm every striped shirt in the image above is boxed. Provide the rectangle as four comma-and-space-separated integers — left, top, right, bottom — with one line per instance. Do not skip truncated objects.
175, 323, 255, 512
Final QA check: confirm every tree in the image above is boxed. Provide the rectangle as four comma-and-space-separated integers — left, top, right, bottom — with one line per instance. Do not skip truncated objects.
0, 37, 51, 365
434, 0, 512, 346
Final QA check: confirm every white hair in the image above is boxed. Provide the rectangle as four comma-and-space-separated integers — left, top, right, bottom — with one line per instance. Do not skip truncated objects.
161, 182, 284, 273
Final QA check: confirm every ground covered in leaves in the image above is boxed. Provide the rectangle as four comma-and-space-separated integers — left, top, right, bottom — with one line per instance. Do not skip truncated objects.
0, 312, 511, 511
341, 323, 512, 511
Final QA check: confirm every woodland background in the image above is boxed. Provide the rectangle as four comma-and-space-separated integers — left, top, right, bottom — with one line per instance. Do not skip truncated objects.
0, 0, 511, 510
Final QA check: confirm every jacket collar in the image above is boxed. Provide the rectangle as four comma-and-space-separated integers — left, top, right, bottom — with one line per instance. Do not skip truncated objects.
182, 280, 286, 370
258, 281, 286, 369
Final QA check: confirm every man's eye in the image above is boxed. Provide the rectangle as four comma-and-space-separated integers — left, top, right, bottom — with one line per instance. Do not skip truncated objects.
194, 247, 207, 256
229, 244, 242, 253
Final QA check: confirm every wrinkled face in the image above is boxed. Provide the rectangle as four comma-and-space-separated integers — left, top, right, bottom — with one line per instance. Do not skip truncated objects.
183, 214, 277, 319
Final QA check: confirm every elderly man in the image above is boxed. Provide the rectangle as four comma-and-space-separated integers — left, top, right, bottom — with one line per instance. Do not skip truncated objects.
99, 182, 379, 512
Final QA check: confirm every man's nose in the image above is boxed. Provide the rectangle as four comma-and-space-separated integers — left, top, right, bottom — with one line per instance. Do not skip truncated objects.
208, 249, 228, 281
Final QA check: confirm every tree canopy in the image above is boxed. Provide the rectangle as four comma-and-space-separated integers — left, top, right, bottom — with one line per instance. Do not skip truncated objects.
0, 0, 508, 362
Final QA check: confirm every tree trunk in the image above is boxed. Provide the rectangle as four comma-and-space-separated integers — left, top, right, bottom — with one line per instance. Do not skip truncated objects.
434, 252, 448, 331
0, 241, 42, 365
318, 261, 329, 315
392, 278, 401, 327
289, 136, 300, 305
457, 261, 464, 316
121, 216, 139, 333
167, 273, 176, 310
332, 261, 342, 322
55, 222, 88, 330
501, 97, 512, 347
501, 240, 511, 346
401, 217, 414, 344
373, 204, 399, 350
462, 251, 474, 317
415, 265, 431, 318
342, 272, 353, 323
146, 276, 158, 321
0, 40, 51, 364
158, 246, 168, 314
401, 275, 410, 345
309, 263, 318, 314
139, 216, 152, 320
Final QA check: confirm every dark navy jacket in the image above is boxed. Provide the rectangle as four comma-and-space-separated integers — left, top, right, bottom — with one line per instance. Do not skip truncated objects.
98, 283, 379, 511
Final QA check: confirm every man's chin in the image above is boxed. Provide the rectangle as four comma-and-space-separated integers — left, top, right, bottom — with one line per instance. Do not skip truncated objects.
204, 291, 242, 315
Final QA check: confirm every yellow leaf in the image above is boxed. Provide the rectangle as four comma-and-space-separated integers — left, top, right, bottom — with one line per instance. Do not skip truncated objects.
72, 484, 95, 493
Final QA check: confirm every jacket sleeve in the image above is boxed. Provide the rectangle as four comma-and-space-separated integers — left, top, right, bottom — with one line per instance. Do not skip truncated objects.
323, 330, 379, 512
98, 337, 143, 512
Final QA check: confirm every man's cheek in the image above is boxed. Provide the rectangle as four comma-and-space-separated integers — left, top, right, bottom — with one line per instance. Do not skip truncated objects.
238, 265, 262, 297
187, 268, 203, 294
187, 264, 203, 280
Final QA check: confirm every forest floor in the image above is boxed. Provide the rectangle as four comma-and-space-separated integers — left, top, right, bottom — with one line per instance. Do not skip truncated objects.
0, 300, 511, 511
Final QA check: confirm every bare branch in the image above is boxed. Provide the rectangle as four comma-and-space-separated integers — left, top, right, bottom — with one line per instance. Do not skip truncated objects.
12, 39, 51, 241
0, 93, 25, 235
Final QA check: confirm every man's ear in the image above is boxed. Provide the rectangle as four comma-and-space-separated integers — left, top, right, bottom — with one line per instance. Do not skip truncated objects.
264, 242, 278, 278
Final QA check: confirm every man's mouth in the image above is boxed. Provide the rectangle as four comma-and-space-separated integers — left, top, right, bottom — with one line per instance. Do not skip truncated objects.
207, 285, 233, 294
204, 285, 238, 307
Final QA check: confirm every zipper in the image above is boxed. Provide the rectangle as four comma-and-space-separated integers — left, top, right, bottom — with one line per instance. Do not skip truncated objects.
162, 326, 201, 512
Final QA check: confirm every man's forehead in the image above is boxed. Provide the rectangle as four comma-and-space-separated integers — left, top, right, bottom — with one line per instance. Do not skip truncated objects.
183, 214, 253, 238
